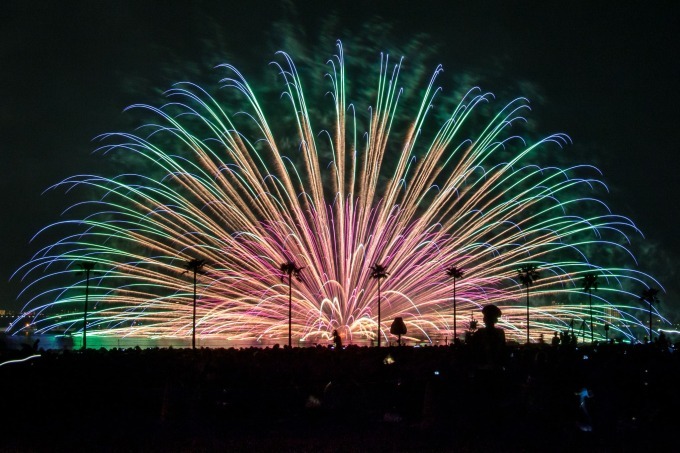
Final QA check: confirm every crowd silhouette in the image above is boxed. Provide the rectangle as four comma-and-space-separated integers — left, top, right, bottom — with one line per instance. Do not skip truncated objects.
1, 308, 678, 451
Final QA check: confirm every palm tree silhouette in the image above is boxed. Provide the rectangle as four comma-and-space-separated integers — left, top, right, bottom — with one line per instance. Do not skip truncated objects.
370, 263, 389, 347
517, 264, 540, 343
77, 261, 95, 350
582, 273, 599, 342
639, 287, 660, 342
445, 265, 465, 341
184, 258, 206, 350
280, 260, 303, 348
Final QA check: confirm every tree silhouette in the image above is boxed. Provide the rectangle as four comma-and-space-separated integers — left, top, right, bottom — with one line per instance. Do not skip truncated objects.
517, 264, 540, 343
280, 260, 303, 348
582, 273, 599, 342
370, 263, 389, 347
77, 261, 95, 350
445, 265, 465, 341
639, 287, 660, 342
184, 258, 206, 350
390, 317, 407, 346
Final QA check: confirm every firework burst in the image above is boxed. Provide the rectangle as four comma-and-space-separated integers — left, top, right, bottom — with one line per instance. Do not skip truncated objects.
11, 41, 665, 345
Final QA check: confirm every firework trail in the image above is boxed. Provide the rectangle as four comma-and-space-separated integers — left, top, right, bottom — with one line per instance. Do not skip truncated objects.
10, 41, 665, 345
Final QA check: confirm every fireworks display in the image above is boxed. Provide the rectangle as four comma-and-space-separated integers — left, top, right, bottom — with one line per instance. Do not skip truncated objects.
10, 42, 666, 345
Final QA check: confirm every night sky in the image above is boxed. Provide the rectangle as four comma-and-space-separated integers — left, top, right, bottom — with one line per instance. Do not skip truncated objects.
2, 1, 679, 319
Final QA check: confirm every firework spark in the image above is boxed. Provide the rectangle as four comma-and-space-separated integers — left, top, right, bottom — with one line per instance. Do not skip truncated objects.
10, 41, 665, 345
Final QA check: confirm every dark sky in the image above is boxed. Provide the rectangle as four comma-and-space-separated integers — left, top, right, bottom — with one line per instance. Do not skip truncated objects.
2, 0, 679, 315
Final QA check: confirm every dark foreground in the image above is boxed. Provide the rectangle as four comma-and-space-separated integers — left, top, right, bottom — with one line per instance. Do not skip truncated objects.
1, 342, 678, 452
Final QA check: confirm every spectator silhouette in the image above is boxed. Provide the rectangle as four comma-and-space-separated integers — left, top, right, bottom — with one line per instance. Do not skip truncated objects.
552, 331, 560, 347
332, 330, 342, 349
470, 304, 506, 370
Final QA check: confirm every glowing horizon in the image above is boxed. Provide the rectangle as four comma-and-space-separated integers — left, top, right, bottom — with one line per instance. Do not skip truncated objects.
9, 41, 666, 345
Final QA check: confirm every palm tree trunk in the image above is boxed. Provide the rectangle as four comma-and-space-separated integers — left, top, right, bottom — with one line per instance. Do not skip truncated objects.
589, 291, 593, 343
377, 280, 381, 347
192, 270, 197, 350
453, 278, 457, 341
526, 285, 530, 344
649, 304, 653, 342
83, 268, 90, 350
288, 273, 292, 348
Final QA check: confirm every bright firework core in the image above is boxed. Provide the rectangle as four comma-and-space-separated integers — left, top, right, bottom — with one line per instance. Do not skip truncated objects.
10, 42, 666, 345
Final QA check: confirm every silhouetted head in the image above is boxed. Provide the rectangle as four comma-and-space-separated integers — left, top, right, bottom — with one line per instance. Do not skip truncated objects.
482, 304, 502, 327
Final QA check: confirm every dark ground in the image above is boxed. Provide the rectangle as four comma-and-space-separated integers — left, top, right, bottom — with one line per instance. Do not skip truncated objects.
1, 342, 678, 452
